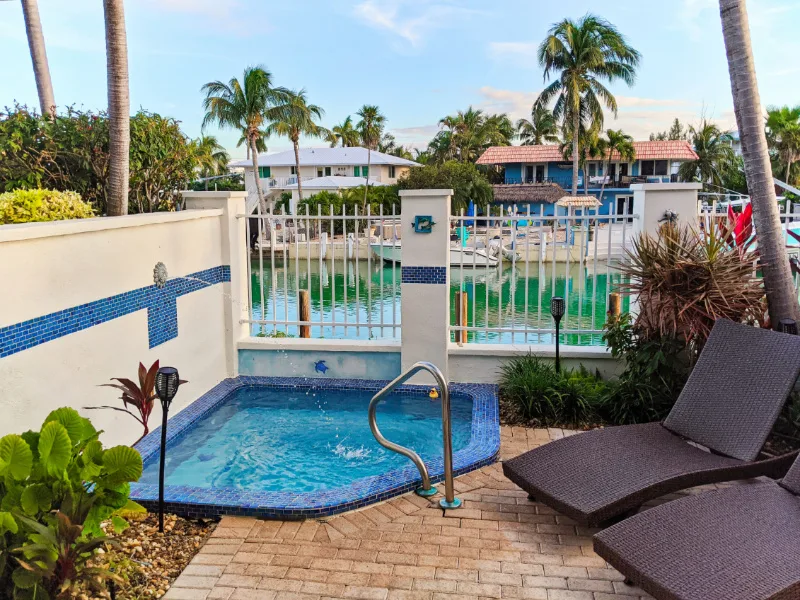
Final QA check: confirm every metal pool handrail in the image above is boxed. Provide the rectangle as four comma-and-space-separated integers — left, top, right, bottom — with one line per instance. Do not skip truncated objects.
368, 361, 461, 509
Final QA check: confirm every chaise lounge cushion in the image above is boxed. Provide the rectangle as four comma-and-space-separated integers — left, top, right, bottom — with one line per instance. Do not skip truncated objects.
593, 483, 800, 600
501, 422, 786, 526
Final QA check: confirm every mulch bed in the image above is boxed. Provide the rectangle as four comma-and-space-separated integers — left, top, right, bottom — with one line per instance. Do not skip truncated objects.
80, 514, 216, 600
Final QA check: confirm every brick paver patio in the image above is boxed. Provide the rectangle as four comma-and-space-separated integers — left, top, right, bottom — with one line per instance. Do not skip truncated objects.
164, 427, 662, 600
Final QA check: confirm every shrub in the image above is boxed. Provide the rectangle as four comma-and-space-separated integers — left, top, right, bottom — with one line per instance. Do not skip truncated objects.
0, 189, 95, 224
617, 221, 763, 347
499, 355, 605, 427
600, 313, 690, 424
397, 161, 493, 214
0, 407, 144, 597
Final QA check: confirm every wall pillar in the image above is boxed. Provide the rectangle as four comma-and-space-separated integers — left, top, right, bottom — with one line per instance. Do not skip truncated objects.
398, 189, 453, 383
183, 191, 249, 376
630, 183, 703, 238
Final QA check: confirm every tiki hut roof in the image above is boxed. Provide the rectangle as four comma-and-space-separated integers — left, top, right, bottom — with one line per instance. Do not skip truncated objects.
491, 183, 566, 204
556, 196, 602, 208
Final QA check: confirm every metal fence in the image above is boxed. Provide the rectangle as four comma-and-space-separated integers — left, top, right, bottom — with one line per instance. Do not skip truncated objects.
242, 204, 402, 340
448, 203, 635, 346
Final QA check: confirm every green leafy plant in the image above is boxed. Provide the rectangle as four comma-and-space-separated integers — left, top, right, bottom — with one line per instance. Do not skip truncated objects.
0, 407, 144, 598
600, 313, 690, 424
0, 189, 94, 224
499, 354, 605, 427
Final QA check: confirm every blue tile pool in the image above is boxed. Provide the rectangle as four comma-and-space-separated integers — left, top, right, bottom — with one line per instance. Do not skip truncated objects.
131, 377, 499, 519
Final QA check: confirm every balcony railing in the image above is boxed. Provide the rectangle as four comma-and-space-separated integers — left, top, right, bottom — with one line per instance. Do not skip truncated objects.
503, 174, 681, 187
259, 174, 383, 190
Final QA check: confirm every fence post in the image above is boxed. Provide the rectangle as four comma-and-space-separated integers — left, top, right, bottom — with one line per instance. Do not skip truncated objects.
454, 291, 468, 345
630, 183, 703, 239
299, 290, 311, 338
398, 189, 453, 383
607, 292, 621, 318
183, 191, 249, 377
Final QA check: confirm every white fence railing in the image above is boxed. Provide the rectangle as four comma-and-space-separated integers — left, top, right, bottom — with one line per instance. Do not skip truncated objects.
448, 203, 635, 345
243, 204, 402, 340
239, 202, 636, 346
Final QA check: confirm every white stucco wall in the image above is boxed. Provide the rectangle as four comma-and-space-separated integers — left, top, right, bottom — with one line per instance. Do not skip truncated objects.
0, 210, 232, 446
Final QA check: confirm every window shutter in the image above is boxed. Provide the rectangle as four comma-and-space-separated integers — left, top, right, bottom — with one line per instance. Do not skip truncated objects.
354, 166, 360, 177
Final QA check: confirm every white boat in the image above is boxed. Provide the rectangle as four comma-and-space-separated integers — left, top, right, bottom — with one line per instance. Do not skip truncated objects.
369, 240, 500, 267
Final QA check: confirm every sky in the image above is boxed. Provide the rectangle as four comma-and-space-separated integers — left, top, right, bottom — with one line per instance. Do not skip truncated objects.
2, 0, 799, 159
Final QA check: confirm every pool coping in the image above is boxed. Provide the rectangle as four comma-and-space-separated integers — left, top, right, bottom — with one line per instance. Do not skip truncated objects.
130, 376, 500, 519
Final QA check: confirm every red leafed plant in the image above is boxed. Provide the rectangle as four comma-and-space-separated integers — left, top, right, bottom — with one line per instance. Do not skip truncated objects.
87, 360, 160, 443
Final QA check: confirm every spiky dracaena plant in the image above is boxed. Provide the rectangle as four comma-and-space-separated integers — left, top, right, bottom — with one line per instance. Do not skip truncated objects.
617, 222, 764, 347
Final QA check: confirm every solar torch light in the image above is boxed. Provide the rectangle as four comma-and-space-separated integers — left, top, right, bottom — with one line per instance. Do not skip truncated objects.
155, 366, 181, 533
781, 319, 798, 335
551, 297, 565, 373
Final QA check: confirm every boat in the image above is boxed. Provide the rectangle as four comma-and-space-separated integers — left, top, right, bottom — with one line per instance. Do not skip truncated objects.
369, 240, 500, 267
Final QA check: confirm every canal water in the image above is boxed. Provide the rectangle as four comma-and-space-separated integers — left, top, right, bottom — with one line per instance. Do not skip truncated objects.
249, 259, 628, 346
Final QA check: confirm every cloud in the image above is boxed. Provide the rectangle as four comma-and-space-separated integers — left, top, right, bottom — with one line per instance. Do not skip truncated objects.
352, 0, 482, 50
474, 86, 727, 141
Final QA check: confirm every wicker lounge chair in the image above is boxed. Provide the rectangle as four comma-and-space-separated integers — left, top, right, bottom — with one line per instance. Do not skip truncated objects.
593, 457, 800, 600
502, 318, 800, 526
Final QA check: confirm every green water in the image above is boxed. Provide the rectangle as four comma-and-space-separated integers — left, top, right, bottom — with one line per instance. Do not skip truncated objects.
249, 259, 628, 346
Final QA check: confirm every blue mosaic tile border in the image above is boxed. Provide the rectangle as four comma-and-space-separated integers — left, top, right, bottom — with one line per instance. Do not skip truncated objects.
401, 266, 447, 285
0, 265, 231, 356
131, 376, 500, 520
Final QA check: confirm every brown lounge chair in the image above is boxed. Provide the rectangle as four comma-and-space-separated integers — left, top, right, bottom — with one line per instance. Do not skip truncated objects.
502, 318, 800, 526
593, 457, 800, 600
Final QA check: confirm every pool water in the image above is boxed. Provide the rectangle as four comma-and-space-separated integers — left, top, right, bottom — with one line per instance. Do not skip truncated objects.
139, 386, 473, 493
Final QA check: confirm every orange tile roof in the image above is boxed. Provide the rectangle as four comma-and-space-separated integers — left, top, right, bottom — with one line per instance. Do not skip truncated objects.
476, 140, 698, 165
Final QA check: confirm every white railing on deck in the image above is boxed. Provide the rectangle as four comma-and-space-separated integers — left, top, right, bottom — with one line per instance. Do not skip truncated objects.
449, 203, 636, 345
242, 204, 401, 339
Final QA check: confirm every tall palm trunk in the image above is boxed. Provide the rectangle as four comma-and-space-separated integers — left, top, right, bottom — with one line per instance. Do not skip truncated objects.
21, 0, 55, 118
293, 139, 303, 201
250, 134, 266, 214
720, 0, 799, 325
571, 110, 580, 197
103, 0, 130, 216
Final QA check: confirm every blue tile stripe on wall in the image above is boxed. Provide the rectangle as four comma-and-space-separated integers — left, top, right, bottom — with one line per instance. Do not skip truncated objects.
130, 376, 500, 520
401, 266, 446, 285
0, 265, 231, 357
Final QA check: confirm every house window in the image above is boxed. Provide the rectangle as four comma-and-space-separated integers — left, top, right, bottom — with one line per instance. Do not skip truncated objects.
389, 165, 396, 178
290, 166, 297, 175
317, 168, 324, 177
588, 163, 597, 177
362, 166, 369, 177
641, 160, 669, 176
354, 166, 360, 177
258, 166, 271, 178
325, 166, 332, 176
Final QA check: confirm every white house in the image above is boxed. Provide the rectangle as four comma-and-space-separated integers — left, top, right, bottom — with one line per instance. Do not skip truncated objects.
229, 146, 420, 212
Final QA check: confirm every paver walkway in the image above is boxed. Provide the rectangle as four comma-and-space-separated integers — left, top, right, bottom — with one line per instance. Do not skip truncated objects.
165, 427, 671, 600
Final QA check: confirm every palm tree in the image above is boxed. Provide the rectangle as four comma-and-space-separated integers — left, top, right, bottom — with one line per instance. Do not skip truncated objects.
356, 105, 386, 206
434, 107, 514, 163
719, 0, 799, 324
202, 66, 287, 213
266, 89, 328, 200
517, 102, 559, 145
766, 105, 800, 185
328, 116, 360, 147
537, 14, 640, 197
236, 131, 267, 160
677, 120, 735, 186
103, 0, 130, 216
598, 129, 635, 199
20, 0, 55, 117
194, 135, 230, 190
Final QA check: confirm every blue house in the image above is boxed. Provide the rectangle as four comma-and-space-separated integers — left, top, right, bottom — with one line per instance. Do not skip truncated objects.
476, 140, 699, 217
